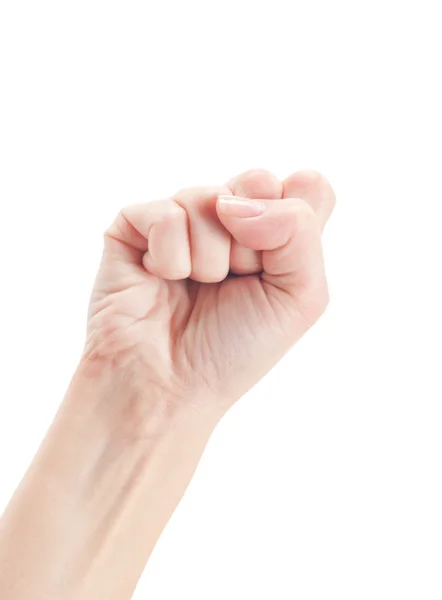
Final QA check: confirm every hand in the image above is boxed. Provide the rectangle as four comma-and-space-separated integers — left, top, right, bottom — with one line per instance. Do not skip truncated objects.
85, 169, 335, 413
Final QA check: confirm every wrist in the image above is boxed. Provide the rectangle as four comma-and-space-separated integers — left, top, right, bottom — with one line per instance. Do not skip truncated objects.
68, 352, 223, 446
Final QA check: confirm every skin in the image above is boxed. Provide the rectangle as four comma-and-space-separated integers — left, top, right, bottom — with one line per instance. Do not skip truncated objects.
0, 168, 335, 599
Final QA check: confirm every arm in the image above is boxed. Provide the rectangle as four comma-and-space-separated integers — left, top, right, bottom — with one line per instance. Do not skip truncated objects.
0, 359, 219, 600
0, 168, 335, 599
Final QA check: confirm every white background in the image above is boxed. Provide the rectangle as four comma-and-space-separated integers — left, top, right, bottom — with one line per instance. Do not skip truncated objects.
1, 1, 441, 598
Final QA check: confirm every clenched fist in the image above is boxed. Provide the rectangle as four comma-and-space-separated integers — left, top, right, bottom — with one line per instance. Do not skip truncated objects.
85, 169, 335, 414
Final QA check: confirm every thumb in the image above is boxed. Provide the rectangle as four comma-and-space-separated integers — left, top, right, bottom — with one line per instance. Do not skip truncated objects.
217, 195, 328, 315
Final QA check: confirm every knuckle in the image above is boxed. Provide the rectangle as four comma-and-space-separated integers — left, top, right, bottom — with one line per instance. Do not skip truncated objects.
232, 168, 280, 196
145, 199, 189, 228
242, 167, 274, 180
308, 171, 337, 214
298, 169, 323, 183
173, 186, 226, 206
164, 199, 187, 222
285, 170, 336, 214
286, 199, 318, 231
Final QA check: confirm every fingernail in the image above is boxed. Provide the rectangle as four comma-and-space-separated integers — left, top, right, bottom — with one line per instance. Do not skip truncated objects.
217, 195, 266, 218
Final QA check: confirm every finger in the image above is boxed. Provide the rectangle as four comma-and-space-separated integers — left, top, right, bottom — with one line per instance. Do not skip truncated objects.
282, 170, 336, 230
217, 195, 328, 319
106, 200, 192, 280
226, 169, 283, 275
174, 186, 232, 283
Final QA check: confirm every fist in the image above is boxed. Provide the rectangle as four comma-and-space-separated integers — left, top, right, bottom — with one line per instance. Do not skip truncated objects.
85, 169, 335, 413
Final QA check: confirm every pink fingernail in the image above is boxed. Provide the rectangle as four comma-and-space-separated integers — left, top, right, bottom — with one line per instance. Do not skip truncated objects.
217, 195, 266, 218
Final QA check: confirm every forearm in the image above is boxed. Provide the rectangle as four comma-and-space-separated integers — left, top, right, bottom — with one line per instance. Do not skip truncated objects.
0, 359, 219, 600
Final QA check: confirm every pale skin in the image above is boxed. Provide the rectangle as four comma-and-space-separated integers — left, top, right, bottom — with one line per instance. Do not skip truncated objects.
0, 168, 335, 599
